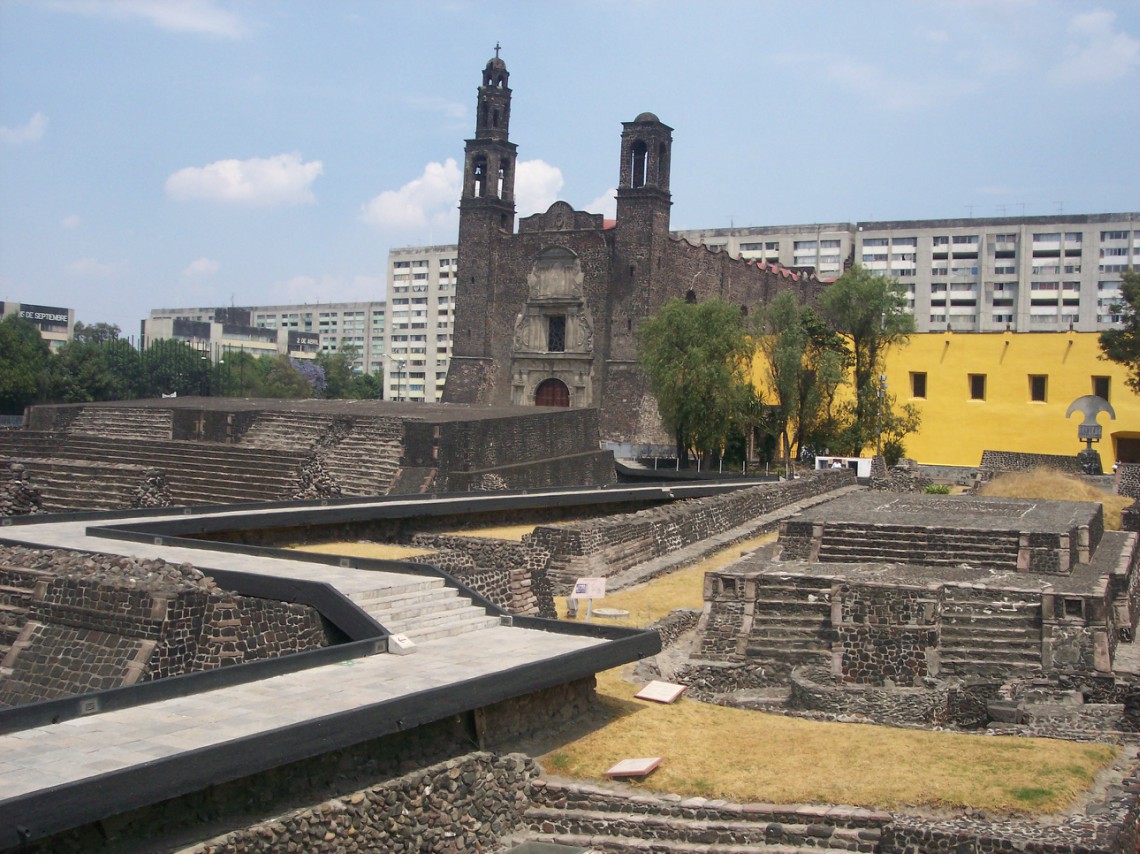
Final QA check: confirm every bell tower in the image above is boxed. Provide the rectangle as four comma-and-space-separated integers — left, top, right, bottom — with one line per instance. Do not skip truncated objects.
446, 47, 518, 398
615, 112, 672, 237
460, 44, 516, 228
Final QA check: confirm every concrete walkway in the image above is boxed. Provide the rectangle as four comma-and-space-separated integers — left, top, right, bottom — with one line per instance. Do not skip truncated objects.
0, 492, 654, 846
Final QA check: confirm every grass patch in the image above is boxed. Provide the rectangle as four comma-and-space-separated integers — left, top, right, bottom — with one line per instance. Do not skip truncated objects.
288, 541, 435, 560
556, 531, 777, 627
978, 467, 1131, 530
543, 532, 1117, 813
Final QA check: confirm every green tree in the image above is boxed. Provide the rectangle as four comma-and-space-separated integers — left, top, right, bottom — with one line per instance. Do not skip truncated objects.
260, 355, 311, 398
0, 315, 50, 414
72, 321, 121, 344
820, 265, 915, 454
758, 291, 849, 460
347, 372, 383, 399
315, 343, 360, 398
638, 296, 756, 467
1099, 270, 1140, 392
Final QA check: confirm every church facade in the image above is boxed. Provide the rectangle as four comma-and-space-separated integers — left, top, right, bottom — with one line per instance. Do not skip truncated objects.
442, 53, 822, 447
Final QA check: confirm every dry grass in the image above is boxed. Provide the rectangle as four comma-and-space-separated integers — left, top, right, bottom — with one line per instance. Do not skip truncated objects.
289, 541, 435, 560
556, 532, 777, 627
543, 531, 1118, 814
550, 668, 1115, 812
978, 467, 1132, 530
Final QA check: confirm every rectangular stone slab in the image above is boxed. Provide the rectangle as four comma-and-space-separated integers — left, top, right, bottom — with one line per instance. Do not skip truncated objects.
604, 756, 663, 778
634, 680, 687, 704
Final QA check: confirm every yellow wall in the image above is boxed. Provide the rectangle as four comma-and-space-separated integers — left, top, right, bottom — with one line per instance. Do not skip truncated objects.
882, 332, 1140, 468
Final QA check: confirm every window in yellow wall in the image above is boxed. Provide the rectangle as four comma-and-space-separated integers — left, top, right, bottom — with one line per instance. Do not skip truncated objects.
1029, 374, 1048, 402
911, 372, 927, 398
1093, 375, 1111, 402
969, 374, 986, 401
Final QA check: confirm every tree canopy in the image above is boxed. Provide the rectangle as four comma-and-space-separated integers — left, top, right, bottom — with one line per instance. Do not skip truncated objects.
1099, 270, 1140, 393
819, 265, 915, 454
0, 315, 50, 415
637, 296, 756, 465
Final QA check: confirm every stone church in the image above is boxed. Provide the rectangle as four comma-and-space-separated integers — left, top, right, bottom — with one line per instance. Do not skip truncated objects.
442, 52, 823, 447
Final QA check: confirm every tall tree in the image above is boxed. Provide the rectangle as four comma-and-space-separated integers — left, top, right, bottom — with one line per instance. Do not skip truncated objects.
820, 265, 915, 454
0, 315, 50, 414
1099, 270, 1140, 392
638, 296, 756, 466
72, 321, 121, 344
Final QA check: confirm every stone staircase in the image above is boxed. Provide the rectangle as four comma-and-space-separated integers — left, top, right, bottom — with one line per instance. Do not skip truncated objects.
745, 575, 835, 677
815, 523, 1021, 570
68, 407, 173, 441
13, 459, 148, 512
518, 779, 889, 853
0, 432, 308, 508
238, 412, 335, 452
939, 588, 1043, 677
349, 578, 500, 643
323, 418, 404, 497
0, 565, 49, 660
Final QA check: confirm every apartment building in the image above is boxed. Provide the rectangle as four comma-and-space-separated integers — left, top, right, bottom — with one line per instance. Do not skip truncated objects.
1, 301, 74, 350
386, 244, 457, 403
143, 302, 386, 373
674, 212, 1139, 333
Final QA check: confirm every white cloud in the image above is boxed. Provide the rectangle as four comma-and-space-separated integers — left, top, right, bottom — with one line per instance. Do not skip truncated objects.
45, 0, 245, 38
275, 274, 385, 306
583, 188, 616, 219
0, 113, 48, 145
360, 157, 568, 234
65, 257, 123, 278
166, 153, 323, 206
1051, 10, 1140, 84
183, 257, 219, 277
359, 158, 462, 231
515, 160, 564, 217
61, 214, 81, 229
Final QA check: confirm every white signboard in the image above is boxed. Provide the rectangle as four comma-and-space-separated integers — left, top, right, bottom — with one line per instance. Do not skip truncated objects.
573, 577, 606, 600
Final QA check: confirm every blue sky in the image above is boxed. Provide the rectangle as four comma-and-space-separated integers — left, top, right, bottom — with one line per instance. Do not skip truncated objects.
1, 0, 1138, 335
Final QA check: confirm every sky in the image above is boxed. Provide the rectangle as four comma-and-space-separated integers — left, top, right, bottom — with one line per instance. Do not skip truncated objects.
1, 0, 1138, 336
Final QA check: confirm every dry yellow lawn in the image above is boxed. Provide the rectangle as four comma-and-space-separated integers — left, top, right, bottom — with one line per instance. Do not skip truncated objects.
289, 541, 435, 560
545, 532, 1117, 814
978, 468, 1132, 530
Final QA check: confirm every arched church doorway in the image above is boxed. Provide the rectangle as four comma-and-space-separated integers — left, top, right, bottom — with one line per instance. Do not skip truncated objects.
535, 378, 570, 407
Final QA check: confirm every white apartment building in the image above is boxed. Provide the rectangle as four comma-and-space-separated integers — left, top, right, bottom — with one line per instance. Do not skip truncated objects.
674, 213, 1139, 333
144, 302, 387, 374
143, 247, 458, 403
386, 244, 457, 403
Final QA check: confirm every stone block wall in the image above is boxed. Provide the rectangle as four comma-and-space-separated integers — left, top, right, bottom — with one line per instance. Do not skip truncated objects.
409, 533, 550, 615
834, 582, 942, 686
1119, 462, 1140, 500
0, 550, 330, 708
980, 449, 1085, 475
177, 752, 539, 854
533, 470, 851, 592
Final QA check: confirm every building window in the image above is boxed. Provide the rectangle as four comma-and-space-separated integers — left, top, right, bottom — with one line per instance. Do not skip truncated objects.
1029, 374, 1047, 402
910, 372, 927, 399
547, 315, 566, 352
1093, 376, 1111, 401
969, 374, 986, 401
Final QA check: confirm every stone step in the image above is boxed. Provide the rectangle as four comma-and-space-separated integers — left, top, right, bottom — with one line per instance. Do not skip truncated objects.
379, 604, 493, 634
745, 646, 831, 663
753, 600, 831, 615
940, 625, 1041, 640
409, 614, 502, 642
349, 580, 450, 607
524, 807, 879, 852
364, 596, 472, 626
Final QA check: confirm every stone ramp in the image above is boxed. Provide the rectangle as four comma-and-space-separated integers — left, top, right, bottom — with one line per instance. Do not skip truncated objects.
519, 779, 888, 853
